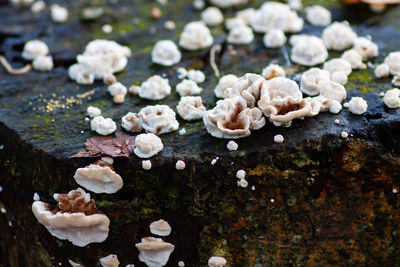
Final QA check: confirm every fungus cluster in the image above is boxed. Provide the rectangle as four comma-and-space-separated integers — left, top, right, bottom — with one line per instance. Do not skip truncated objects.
138, 75, 171, 100
139, 105, 179, 134
32, 188, 110, 247
134, 133, 164, 158
151, 40, 182, 66
177, 96, 206, 121
22, 40, 53, 72
179, 21, 213, 50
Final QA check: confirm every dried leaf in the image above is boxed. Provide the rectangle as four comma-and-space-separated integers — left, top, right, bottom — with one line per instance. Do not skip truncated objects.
71, 131, 136, 158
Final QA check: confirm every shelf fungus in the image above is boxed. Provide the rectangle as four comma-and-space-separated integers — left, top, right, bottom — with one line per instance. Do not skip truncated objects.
263, 29, 287, 48
375, 63, 390, 78
214, 74, 239, 98
230, 73, 265, 107
322, 21, 357, 51
300, 68, 331, 96
31, 188, 110, 247
138, 75, 171, 100
134, 133, 164, 158
347, 97, 368, 115
68, 40, 131, 85
227, 26, 254, 45
22, 40, 49, 60
150, 219, 172, 236
319, 80, 347, 103
353, 36, 379, 61
73, 160, 123, 194
383, 89, 400, 108
32, 55, 53, 72
139, 105, 179, 134
261, 64, 286, 80
187, 69, 206, 83
201, 7, 224, 26
87, 106, 102, 118
384, 52, 400, 75
179, 21, 213, 50
121, 112, 143, 132
177, 96, 206, 121
323, 58, 352, 85
91, 116, 117, 136
341, 49, 367, 70
135, 237, 175, 267
176, 79, 203, 96
208, 256, 227, 267
151, 40, 182, 66
50, 4, 68, 23
99, 254, 120, 267
108, 82, 128, 104
258, 77, 320, 127
225, 17, 246, 30
290, 35, 328, 66
305, 5, 331, 27
251, 2, 303, 33
203, 96, 265, 139
227, 140, 239, 151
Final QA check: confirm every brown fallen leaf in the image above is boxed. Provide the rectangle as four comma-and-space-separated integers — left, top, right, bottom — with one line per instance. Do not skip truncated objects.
71, 131, 136, 158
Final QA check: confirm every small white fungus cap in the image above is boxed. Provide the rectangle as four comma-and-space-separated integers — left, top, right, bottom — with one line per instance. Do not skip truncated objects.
300, 68, 331, 96
32, 55, 53, 72
329, 100, 343, 114
225, 17, 246, 30
135, 237, 175, 267
392, 76, 400, 87
176, 160, 186, 170
176, 79, 203, 96
177, 96, 206, 121
50, 4, 68, 23
22, 40, 49, 60
121, 112, 143, 132
201, 7, 224, 26
31, 188, 110, 247
353, 37, 379, 61
291, 36, 328, 66
151, 40, 182, 66
179, 21, 213, 50
142, 160, 152, 170
236, 169, 246, 179
263, 29, 287, 48
138, 75, 171, 100
208, 256, 227, 267
319, 80, 347, 102
384, 52, 400, 75
91, 116, 117, 136
31, 1, 46, 13
341, 131, 349, 138
149, 219, 172, 236
323, 58, 352, 80
322, 22, 357, 51
210, 0, 248, 8
305, 5, 331, 26
383, 89, 400, 108
214, 74, 239, 98
108, 82, 127, 99
87, 106, 102, 118
274, 134, 284, 143
100, 254, 120, 267
375, 63, 390, 78
227, 26, 254, 45
341, 49, 366, 70
227, 140, 239, 151
261, 64, 286, 80
187, 69, 206, 83
348, 97, 368, 115
134, 133, 164, 158
139, 105, 179, 134
73, 162, 123, 194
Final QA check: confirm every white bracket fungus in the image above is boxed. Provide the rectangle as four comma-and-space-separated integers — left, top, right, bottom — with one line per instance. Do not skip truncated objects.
139, 105, 179, 134
383, 89, 400, 108
341, 49, 366, 69
300, 68, 331, 96
258, 77, 319, 127
134, 133, 164, 158
151, 40, 182, 66
274, 134, 284, 143
323, 58, 352, 85
73, 161, 123, 194
177, 96, 206, 121
227, 26, 254, 45
305, 6, 331, 27
375, 63, 390, 78
22, 40, 49, 60
261, 64, 286, 80
348, 97, 368, 115
32, 188, 110, 247
68, 40, 131, 85
176, 160, 186, 170
290, 36, 328, 66
51, 4, 68, 23
210, 0, 248, 8
176, 79, 203, 96
319, 80, 347, 103
135, 237, 175, 267
384, 52, 400, 75
208, 256, 227, 267
341, 131, 349, 139
227, 140, 239, 151
150, 219, 172, 236
251, 2, 303, 33
179, 21, 213, 50
91, 116, 117, 136
100, 254, 120, 267
225, 17, 246, 30
392, 76, 400, 87
32, 55, 53, 72
142, 160, 152, 170
187, 69, 206, 83
87, 106, 102, 118
322, 22, 357, 51
108, 82, 128, 104
353, 37, 379, 61
121, 112, 143, 132
263, 29, 287, 48
201, 7, 224, 26
214, 74, 239, 98
138, 75, 171, 100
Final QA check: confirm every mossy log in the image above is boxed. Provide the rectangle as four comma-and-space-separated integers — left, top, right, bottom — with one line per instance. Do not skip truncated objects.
1, 0, 400, 266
